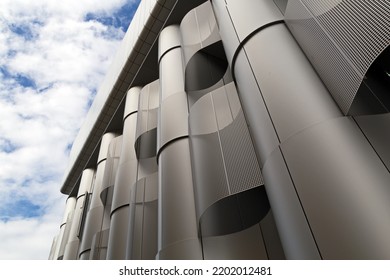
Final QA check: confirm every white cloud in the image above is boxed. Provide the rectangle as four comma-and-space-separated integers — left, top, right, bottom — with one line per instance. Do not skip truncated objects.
0, 0, 139, 259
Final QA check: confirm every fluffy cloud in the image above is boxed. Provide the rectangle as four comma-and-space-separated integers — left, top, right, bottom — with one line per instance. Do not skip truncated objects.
0, 0, 139, 259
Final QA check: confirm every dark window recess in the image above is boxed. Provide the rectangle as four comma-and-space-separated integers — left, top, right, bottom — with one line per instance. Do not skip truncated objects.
349, 46, 390, 116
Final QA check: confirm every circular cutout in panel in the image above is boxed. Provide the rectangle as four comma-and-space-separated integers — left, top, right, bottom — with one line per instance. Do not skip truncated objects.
199, 186, 270, 237
185, 41, 228, 92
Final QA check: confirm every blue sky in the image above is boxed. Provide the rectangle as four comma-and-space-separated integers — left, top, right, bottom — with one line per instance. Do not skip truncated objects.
0, 0, 140, 259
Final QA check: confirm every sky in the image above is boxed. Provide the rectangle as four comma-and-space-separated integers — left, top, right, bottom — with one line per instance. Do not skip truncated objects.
0, 0, 140, 259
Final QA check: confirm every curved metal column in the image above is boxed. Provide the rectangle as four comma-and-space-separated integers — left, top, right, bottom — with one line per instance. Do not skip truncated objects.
126, 81, 159, 260
78, 132, 117, 260
156, 25, 202, 260
107, 87, 141, 259
63, 168, 95, 260
181, 1, 284, 260
89, 135, 122, 260
212, 0, 390, 259
54, 196, 76, 260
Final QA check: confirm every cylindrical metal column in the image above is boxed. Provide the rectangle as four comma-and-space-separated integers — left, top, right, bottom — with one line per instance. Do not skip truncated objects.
156, 25, 202, 260
63, 168, 95, 260
212, 0, 390, 259
107, 87, 141, 259
53, 196, 76, 260
78, 132, 117, 260
126, 81, 159, 260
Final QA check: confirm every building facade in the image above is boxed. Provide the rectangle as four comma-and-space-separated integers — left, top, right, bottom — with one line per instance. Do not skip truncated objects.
49, 0, 390, 260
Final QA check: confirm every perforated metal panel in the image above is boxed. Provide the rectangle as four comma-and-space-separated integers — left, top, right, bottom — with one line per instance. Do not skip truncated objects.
285, 0, 390, 113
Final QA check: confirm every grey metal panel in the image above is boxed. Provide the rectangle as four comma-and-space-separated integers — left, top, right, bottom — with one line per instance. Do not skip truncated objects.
210, 0, 241, 65
124, 87, 141, 120
56, 197, 76, 259
90, 229, 110, 260
262, 148, 321, 259
259, 210, 285, 260
107, 207, 129, 259
107, 92, 140, 260
243, 24, 342, 142
159, 48, 185, 101
187, 70, 268, 244
63, 169, 95, 260
136, 80, 160, 141
202, 224, 268, 260
156, 239, 203, 260
355, 113, 390, 171
225, 0, 282, 41
158, 25, 181, 60
180, 1, 220, 65
62, 240, 79, 260
281, 116, 390, 259
273, 0, 288, 14
158, 27, 189, 151
101, 136, 122, 206
79, 133, 115, 259
233, 50, 279, 166
158, 138, 201, 259
300, 0, 390, 76
97, 132, 117, 164
285, 1, 390, 113
78, 205, 104, 259
128, 173, 159, 260
158, 92, 189, 151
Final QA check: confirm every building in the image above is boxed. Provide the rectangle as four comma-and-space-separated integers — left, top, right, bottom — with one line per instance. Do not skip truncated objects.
49, 0, 390, 260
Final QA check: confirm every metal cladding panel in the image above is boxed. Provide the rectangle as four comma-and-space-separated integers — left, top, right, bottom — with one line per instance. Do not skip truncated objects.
111, 160, 138, 212
158, 25, 181, 60
76, 168, 95, 198
97, 133, 116, 164
63, 169, 95, 259
189, 88, 267, 237
233, 51, 279, 166
159, 48, 185, 101
90, 229, 110, 260
285, 1, 390, 113
158, 30, 189, 151
107, 207, 129, 260
243, 24, 341, 142
281, 117, 390, 259
63, 240, 79, 260
355, 113, 390, 171
259, 210, 285, 260
210, 0, 240, 65
136, 80, 160, 141
88, 160, 107, 209
202, 224, 268, 260
124, 87, 141, 120
158, 138, 201, 259
128, 173, 158, 260
225, 0, 282, 41
300, 0, 390, 76
156, 239, 203, 260
180, 1, 220, 65
101, 136, 122, 206
60, 197, 76, 225
78, 206, 104, 259
262, 147, 321, 259
158, 92, 189, 151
